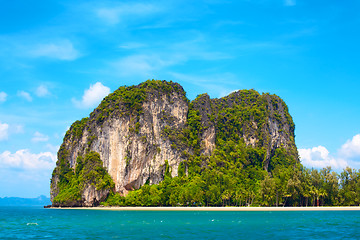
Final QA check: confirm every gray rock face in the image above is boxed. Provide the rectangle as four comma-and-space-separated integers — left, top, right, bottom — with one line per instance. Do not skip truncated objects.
90, 91, 188, 195
82, 184, 110, 207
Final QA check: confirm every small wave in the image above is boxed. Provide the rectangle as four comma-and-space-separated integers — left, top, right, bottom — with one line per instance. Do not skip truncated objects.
27, 223, 38, 226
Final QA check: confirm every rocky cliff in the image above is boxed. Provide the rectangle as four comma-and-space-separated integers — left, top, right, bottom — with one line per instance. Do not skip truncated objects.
50, 80, 298, 207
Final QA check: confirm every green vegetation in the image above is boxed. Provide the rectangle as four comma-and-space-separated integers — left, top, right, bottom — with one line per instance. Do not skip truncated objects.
89, 79, 186, 124
52, 151, 114, 206
102, 164, 360, 207
54, 80, 360, 207
101, 89, 299, 207
64, 117, 89, 142
100, 88, 359, 207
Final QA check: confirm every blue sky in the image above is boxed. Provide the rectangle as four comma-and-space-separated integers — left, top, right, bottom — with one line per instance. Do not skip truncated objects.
1, 0, 360, 197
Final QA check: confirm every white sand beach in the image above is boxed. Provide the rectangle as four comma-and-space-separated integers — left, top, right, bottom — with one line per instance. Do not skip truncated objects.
54, 206, 360, 211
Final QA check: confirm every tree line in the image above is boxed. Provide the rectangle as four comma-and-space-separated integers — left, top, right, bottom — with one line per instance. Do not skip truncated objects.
103, 161, 360, 207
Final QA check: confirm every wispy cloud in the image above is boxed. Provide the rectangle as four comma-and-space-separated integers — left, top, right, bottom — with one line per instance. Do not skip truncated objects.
72, 82, 110, 109
28, 40, 80, 61
280, 28, 317, 40
46, 144, 59, 153
111, 54, 176, 78
169, 36, 231, 61
118, 42, 147, 50
109, 35, 231, 79
8, 124, 24, 136
95, 3, 163, 25
0, 122, 25, 141
214, 20, 244, 28
17, 91, 32, 102
12, 125, 24, 134
230, 40, 295, 55
299, 134, 360, 171
284, 0, 296, 6
169, 72, 239, 99
0, 92, 7, 103
0, 122, 9, 141
32, 131, 49, 143
35, 85, 50, 97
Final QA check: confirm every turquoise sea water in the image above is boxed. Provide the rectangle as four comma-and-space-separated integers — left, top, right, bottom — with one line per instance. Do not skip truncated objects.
1, 207, 360, 239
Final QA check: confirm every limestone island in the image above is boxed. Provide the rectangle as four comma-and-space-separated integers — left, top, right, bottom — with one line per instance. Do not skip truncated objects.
50, 80, 359, 208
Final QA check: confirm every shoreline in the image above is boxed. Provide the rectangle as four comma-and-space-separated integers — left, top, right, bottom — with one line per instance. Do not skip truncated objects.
49, 206, 360, 211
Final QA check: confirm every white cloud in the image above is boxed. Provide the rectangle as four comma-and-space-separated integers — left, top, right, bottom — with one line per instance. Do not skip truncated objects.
0, 122, 9, 141
17, 91, 32, 102
299, 146, 348, 170
32, 131, 49, 142
0, 149, 56, 170
339, 134, 360, 159
35, 85, 50, 97
284, 0, 296, 6
0, 92, 7, 102
96, 3, 162, 25
299, 134, 360, 171
29, 40, 79, 61
73, 82, 110, 109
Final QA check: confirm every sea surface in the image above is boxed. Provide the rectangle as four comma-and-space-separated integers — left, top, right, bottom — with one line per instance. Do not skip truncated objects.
1, 206, 359, 239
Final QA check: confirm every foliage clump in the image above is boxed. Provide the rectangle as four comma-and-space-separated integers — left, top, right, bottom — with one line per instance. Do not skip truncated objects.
64, 117, 89, 142
52, 151, 114, 206
89, 79, 186, 125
